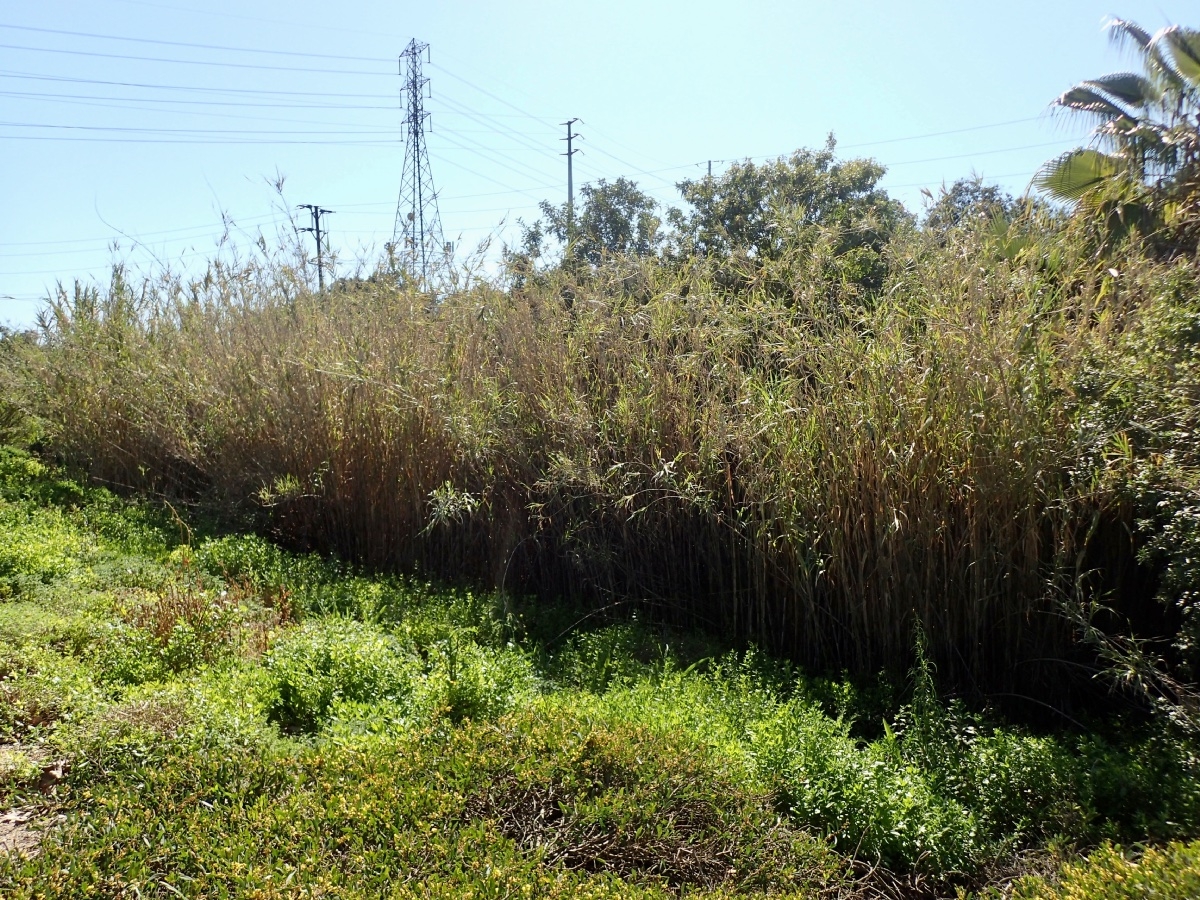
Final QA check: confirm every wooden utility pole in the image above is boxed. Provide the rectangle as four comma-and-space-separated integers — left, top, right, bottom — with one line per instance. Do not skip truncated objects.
561, 118, 582, 245
297, 204, 334, 290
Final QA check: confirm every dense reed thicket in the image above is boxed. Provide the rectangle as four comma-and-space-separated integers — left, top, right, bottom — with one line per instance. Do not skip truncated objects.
8, 214, 1200, 700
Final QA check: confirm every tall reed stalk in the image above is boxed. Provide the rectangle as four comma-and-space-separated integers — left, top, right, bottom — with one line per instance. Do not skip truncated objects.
9, 226, 1164, 694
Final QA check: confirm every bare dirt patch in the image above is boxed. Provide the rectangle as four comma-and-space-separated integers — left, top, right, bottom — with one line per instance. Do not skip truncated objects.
0, 807, 44, 858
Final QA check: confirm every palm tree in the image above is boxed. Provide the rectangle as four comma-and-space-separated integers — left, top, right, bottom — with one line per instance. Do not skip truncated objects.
1035, 19, 1200, 207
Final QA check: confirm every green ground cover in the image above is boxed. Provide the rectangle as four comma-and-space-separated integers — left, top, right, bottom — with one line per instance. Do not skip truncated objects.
0, 446, 1198, 898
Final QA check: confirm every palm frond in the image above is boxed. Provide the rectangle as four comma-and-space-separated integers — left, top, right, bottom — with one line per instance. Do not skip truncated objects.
1080, 73, 1161, 109
1054, 86, 1130, 120
1105, 17, 1153, 52
1153, 26, 1200, 88
1033, 149, 1120, 202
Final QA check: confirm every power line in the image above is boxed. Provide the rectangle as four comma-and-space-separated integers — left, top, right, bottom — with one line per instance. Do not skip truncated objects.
429, 97, 578, 196
104, 0, 408, 41
0, 88, 400, 113
435, 93, 563, 157
0, 134, 397, 145
577, 122, 678, 169
0, 41, 388, 77
0, 72, 570, 118
0, 248, 215, 277
338, 202, 543, 218
0, 89, 568, 127
882, 170, 1040, 190
582, 142, 682, 189
425, 64, 659, 185
0, 94, 399, 131
838, 117, 1043, 149
0, 120, 400, 136
0, 22, 394, 63
0, 212, 282, 247
0, 240, 205, 259
435, 100, 559, 150
431, 131, 557, 192
430, 62, 560, 127
684, 139, 1077, 181
886, 139, 1076, 167
0, 69, 397, 99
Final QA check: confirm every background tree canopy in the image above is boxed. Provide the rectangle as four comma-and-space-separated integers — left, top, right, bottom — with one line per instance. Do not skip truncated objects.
922, 177, 1021, 234
511, 137, 912, 299
665, 137, 911, 265
518, 177, 662, 267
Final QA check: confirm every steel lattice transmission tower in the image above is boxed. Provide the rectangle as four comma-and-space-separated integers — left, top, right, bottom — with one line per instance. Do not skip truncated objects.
391, 38, 445, 284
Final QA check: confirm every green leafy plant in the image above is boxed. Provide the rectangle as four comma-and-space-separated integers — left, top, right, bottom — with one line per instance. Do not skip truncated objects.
262, 618, 417, 731
1015, 840, 1200, 900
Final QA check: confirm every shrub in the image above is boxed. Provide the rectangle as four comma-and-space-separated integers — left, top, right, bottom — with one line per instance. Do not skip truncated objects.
262, 619, 417, 731
751, 698, 979, 873
0, 646, 101, 740
1015, 841, 1200, 900
413, 635, 540, 723
551, 622, 663, 691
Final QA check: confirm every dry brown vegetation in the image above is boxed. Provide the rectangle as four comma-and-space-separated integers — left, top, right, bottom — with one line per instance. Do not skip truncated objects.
9, 217, 1198, 700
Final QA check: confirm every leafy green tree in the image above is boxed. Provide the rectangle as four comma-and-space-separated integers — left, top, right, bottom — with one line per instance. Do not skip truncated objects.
922, 177, 1020, 234
1035, 19, 1200, 212
517, 177, 661, 268
666, 137, 910, 264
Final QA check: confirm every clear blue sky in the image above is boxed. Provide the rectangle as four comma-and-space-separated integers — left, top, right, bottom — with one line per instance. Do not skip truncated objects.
1, 1, 1195, 325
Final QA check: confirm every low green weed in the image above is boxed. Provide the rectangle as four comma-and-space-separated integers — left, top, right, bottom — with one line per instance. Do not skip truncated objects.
550, 621, 664, 691
0, 705, 843, 898
1075, 726, 1200, 840
86, 573, 290, 685
0, 645, 102, 740
959, 730, 1085, 844
753, 698, 980, 873
262, 617, 541, 732
1014, 840, 1200, 900
415, 635, 541, 724
0, 446, 175, 564
570, 650, 1200, 878
0, 601, 81, 650
262, 618, 418, 731
191, 533, 516, 645
0, 746, 41, 798
0, 504, 88, 598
